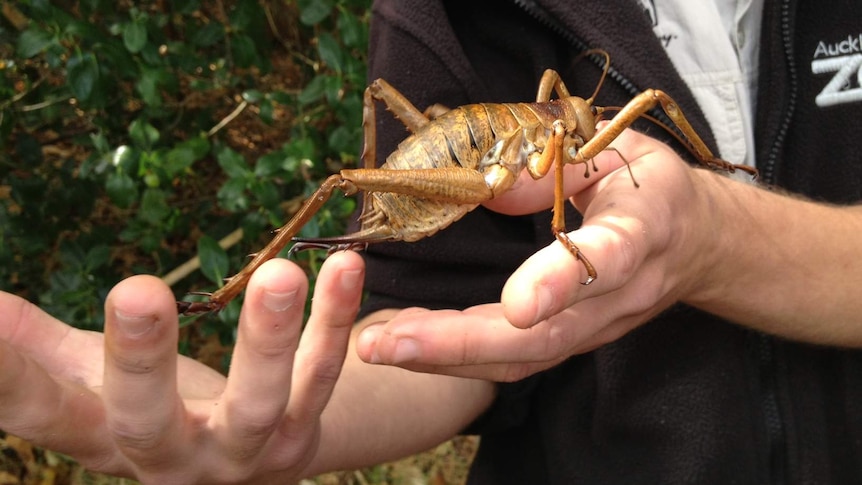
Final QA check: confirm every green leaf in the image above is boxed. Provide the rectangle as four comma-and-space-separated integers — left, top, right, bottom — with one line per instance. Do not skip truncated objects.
17, 29, 54, 58
66, 53, 100, 102
105, 172, 138, 209
284, 137, 316, 160
197, 235, 229, 285
164, 137, 209, 176
317, 32, 343, 72
139, 188, 170, 225
250, 180, 280, 211
136, 67, 175, 107
328, 125, 358, 155
338, 9, 366, 48
144, 172, 160, 187
217, 177, 249, 212
298, 0, 335, 25
90, 132, 110, 154
172, 0, 201, 15
123, 20, 148, 53
297, 74, 328, 106
268, 90, 294, 105
322, 74, 344, 104
85, 244, 112, 270
255, 151, 288, 178
258, 98, 274, 124
241, 89, 263, 103
230, 33, 258, 68
107, 145, 138, 173
191, 22, 224, 47
165, 147, 196, 176
129, 118, 160, 149
136, 72, 160, 107
229, 0, 263, 31
184, 136, 211, 160
216, 146, 251, 178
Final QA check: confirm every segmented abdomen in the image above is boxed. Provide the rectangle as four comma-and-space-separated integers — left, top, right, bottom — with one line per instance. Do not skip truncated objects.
363, 101, 562, 241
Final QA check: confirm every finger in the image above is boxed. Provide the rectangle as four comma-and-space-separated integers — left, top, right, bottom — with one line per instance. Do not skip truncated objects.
0, 291, 105, 385
482, 163, 597, 215
354, 298, 653, 381
0, 336, 123, 470
360, 302, 647, 381
281, 251, 364, 441
216, 258, 309, 457
355, 304, 607, 367
501, 214, 650, 328
482, 121, 632, 216
501, 129, 693, 328
570, 126, 681, 213
103, 275, 186, 467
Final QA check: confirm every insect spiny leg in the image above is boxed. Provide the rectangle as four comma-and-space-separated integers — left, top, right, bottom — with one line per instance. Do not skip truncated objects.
554, 231, 596, 285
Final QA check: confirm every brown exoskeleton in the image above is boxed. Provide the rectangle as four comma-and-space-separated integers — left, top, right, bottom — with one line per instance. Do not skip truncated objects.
177, 49, 756, 315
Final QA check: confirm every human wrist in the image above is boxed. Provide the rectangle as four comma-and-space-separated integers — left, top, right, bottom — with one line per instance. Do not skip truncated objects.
675, 168, 743, 307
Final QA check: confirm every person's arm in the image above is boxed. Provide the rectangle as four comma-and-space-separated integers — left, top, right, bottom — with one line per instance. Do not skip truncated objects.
354, 126, 862, 382
497, 127, 862, 345
0, 251, 493, 483
304, 311, 494, 477
680, 169, 862, 345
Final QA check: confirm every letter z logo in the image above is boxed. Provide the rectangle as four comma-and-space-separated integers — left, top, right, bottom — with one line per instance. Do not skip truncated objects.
811, 53, 862, 108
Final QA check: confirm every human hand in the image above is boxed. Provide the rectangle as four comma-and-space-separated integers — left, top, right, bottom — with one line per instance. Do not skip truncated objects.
355, 127, 725, 381
0, 251, 364, 483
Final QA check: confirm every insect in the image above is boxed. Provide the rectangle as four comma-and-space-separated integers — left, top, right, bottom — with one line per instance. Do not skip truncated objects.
177, 49, 756, 315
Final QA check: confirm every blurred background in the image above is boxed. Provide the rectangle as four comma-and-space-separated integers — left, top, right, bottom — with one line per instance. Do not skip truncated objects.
0, 1, 476, 483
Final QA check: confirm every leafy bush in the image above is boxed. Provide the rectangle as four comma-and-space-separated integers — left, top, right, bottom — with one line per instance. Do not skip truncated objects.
1, 0, 369, 354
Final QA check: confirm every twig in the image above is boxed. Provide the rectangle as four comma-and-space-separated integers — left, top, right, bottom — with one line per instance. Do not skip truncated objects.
0, 78, 46, 111
353, 470, 371, 485
162, 228, 244, 287
207, 100, 248, 137
1, 1, 29, 31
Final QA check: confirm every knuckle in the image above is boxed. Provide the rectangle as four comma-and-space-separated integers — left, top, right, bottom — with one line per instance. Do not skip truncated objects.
305, 356, 343, 390
602, 218, 644, 286
615, 233, 641, 282
246, 338, 298, 361
108, 351, 163, 376
241, 323, 300, 361
107, 418, 165, 452
229, 405, 282, 442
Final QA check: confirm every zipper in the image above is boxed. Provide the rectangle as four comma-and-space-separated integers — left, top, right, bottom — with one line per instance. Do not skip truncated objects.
757, 0, 797, 483
758, 334, 787, 485
760, 0, 799, 185
515, 0, 796, 483
512, 0, 638, 94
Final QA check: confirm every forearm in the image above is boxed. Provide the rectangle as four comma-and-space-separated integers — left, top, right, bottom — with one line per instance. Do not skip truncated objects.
301, 310, 496, 477
686, 170, 862, 345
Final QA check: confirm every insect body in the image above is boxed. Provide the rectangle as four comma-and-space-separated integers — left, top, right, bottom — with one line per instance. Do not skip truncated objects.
177, 49, 755, 315
344, 93, 598, 241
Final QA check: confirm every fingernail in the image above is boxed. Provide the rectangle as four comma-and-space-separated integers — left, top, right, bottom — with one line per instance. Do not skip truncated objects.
114, 310, 155, 338
392, 338, 421, 363
357, 326, 381, 364
341, 269, 363, 291
263, 288, 298, 312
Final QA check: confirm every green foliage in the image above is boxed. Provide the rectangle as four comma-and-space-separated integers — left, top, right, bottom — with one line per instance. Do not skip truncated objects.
1, 1, 370, 345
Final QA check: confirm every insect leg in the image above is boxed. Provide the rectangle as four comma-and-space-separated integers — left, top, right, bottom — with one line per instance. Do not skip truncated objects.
177, 174, 351, 315
575, 89, 756, 177
360, 79, 442, 217
543, 120, 598, 285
